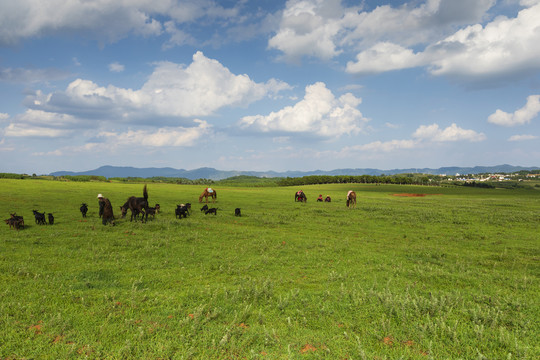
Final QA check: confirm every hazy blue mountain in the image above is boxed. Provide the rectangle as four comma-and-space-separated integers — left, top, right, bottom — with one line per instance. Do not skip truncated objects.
49, 164, 539, 180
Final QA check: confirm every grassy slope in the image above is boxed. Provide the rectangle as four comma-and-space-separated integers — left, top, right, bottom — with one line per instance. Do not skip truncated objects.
0, 179, 538, 359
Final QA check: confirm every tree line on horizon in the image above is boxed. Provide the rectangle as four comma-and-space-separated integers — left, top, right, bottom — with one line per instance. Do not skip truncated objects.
1, 171, 538, 189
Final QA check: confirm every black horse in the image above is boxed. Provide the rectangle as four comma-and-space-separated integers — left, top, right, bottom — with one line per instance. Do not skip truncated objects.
295, 190, 307, 202
120, 185, 149, 222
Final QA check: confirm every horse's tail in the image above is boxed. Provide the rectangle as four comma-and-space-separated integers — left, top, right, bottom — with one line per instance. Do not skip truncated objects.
214, 190, 217, 199
143, 184, 148, 201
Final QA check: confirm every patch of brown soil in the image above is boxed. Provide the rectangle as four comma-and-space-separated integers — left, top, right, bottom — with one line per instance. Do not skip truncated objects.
300, 344, 317, 353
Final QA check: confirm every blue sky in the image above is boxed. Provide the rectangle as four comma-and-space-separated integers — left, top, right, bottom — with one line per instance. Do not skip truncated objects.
1, 0, 539, 174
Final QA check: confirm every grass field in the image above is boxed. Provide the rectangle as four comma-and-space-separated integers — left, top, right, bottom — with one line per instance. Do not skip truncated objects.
1, 179, 539, 359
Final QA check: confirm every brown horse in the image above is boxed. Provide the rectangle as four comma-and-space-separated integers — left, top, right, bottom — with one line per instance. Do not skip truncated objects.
346, 191, 356, 208
199, 187, 217, 203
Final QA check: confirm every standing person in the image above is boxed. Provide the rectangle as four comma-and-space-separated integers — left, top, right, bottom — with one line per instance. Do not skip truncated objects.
97, 193, 105, 218
98, 194, 115, 225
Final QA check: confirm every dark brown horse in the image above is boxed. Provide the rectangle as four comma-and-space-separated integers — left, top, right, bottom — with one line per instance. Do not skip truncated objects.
199, 188, 217, 203
120, 184, 149, 222
346, 191, 356, 208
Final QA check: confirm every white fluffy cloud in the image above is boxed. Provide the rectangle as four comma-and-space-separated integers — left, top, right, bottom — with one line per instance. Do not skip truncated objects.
427, 3, 540, 78
24, 52, 290, 123
339, 122, 486, 154
0, 0, 242, 46
488, 95, 540, 126
271, 0, 495, 62
413, 123, 486, 142
271, 0, 540, 81
346, 42, 426, 74
268, 0, 345, 61
239, 82, 368, 137
4, 109, 79, 138
98, 120, 212, 147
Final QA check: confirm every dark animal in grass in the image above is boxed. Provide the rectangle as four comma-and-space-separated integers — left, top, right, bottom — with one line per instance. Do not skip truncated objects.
235, 208, 241, 216
9, 213, 24, 229
146, 207, 158, 219
205, 208, 217, 215
176, 204, 190, 219
120, 184, 149, 222
346, 190, 357, 208
200, 204, 209, 212
32, 210, 47, 225
199, 187, 217, 203
9, 213, 24, 227
5, 214, 24, 230
80, 203, 88, 218
48, 213, 54, 225
5, 218, 16, 230
295, 190, 307, 202
100, 198, 115, 225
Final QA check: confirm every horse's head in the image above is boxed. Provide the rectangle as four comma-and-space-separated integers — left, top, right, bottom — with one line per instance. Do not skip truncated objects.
120, 205, 128, 218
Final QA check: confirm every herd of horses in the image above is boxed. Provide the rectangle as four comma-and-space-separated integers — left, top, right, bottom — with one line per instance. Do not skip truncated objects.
5, 186, 358, 230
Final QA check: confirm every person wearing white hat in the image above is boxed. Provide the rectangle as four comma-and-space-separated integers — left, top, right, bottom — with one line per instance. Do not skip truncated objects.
97, 193, 114, 225
97, 194, 105, 218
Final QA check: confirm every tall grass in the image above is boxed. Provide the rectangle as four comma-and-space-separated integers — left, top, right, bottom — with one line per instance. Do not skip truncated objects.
0, 179, 538, 359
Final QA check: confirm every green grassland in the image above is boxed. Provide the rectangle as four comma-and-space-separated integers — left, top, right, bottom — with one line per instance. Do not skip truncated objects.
0, 179, 538, 359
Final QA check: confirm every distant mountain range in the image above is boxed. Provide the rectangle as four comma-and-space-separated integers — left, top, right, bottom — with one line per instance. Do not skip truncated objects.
50, 164, 539, 181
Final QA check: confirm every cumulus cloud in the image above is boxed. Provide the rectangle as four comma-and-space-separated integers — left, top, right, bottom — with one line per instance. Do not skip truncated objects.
22, 52, 290, 125
335, 122, 486, 155
4, 123, 73, 138
426, 3, 540, 79
0, 0, 246, 46
346, 42, 426, 74
239, 82, 368, 137
270, 0, 495, 62
0, 0, 161, 45
413, 123, 486, 142
488, 95, 540, 126
268, 0, 345, 61
4, 109, 80, 138
271, 0, 540, 82
98, 119, 212, 147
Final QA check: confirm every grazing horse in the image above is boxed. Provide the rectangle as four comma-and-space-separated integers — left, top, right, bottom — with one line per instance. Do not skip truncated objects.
120, 184, 149, 222
199, 187, 217, 203
346, 191, 357, 208
295, 190, 307, 202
